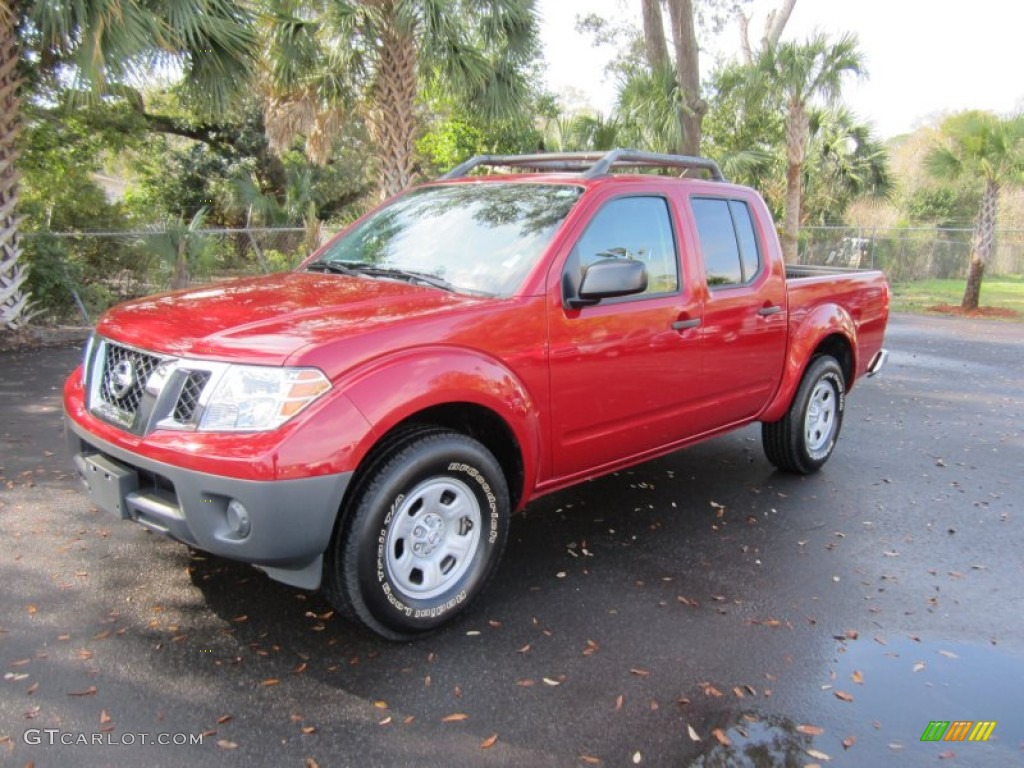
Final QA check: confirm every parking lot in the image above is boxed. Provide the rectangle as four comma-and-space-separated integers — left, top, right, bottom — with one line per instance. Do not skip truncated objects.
1, 313, 1022, 767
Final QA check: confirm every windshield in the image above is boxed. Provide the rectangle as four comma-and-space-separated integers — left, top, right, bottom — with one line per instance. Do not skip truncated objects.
311, 183, 584, 296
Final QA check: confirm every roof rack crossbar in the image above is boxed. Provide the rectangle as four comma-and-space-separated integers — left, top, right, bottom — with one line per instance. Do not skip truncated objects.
438, 148, 725, 182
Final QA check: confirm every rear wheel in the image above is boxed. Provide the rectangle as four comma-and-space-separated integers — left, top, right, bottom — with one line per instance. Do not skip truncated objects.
324, 430, 510, 640
762, 356, 846, 474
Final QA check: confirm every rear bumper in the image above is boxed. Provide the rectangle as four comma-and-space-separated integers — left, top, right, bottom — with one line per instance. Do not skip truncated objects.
65, 415, 351, 589
866, 348, 889, 377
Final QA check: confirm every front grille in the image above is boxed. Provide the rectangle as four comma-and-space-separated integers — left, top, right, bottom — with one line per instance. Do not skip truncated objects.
88, 338, 221, 434
98, 343, 164, 419
173, 370, 211, 423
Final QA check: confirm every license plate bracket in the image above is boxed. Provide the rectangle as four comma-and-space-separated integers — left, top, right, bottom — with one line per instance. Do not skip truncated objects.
82, 454, 138, 519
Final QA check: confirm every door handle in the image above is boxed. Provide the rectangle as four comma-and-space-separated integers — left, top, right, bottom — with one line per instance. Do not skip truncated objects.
672, 318, 701, 330
757, 305, 782, 317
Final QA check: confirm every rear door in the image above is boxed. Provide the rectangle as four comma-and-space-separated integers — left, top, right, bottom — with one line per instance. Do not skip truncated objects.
688, 194, 787, 425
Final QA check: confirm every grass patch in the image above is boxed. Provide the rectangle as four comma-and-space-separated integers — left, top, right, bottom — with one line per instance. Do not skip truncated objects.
889, 275, 1024, 319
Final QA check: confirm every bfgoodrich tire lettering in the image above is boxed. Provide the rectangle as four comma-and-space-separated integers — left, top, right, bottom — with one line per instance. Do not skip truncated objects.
325, 430, 510, 640
762, 356, 846, 475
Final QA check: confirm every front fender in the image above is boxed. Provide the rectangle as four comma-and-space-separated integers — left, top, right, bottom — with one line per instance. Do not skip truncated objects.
340, 347, 543, 504
759, 303, 857, 424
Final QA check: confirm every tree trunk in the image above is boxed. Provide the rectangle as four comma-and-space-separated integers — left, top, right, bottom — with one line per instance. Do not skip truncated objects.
640, 0, 670, 72
762, 0, 798, 51
782, 160, 802, 264
369, 13, 419, 199
665, 0, 705, 157
781, 101, 809, 264
962, 177, 999, 311
0, 7, 31, 330
173, 238, 189, 290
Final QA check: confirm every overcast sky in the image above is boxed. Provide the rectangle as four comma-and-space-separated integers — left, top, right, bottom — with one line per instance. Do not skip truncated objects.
537, 0, 1024, 138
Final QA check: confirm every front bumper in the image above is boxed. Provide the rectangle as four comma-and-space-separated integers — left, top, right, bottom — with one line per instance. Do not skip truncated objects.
66, 416, 351, 589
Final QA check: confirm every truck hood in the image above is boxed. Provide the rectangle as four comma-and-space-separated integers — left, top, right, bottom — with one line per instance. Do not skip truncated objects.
95, 272, 482, 364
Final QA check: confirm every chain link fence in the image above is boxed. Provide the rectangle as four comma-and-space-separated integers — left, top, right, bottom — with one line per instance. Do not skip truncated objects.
798, 226, 1024, 281
21, 224, 1024, 324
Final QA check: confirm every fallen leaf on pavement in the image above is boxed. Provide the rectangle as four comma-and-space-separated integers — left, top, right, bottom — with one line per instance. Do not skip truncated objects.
480, 734, 498, 749
441, 713, 469, 723
796, 724, 824, 736
834, 690, 854, 702
711, 729, 730, 746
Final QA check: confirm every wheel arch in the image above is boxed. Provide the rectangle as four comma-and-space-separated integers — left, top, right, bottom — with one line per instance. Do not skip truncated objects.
348, 402, 526, 513
761, 304, 857, 423
339, 348, 539, 519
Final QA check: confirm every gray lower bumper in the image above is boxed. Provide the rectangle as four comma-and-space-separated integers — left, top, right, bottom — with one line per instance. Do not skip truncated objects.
65, 417, 351, 590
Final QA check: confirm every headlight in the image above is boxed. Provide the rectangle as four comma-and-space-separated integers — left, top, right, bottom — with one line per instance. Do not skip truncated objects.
199, 366, 331, 432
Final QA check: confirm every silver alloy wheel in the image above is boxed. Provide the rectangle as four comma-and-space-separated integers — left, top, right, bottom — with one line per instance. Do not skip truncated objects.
804, 379, 837, 453
385, 477, 482, 601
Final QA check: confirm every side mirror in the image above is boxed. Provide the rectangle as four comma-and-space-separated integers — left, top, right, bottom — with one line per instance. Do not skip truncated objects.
569, 258, 648, 308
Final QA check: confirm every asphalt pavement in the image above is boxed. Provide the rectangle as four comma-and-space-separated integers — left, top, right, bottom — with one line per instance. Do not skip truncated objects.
1, 313, 1021, 767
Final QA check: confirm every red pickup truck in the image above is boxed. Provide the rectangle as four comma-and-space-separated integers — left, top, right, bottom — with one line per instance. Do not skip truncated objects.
64, 150, 888, 639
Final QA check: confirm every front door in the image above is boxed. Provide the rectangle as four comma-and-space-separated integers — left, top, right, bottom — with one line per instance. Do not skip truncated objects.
548, 194, 704, 481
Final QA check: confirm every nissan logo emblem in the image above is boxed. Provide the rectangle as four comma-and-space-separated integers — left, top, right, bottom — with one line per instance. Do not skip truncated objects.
107, 360, 136, 399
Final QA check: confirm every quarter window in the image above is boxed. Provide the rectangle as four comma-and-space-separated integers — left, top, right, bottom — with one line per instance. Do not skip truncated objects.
691, 198, 763, 288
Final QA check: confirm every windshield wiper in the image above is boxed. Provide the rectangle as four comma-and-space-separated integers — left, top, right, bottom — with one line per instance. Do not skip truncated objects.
305, 261, 360, 276
310, 260, 458, 293
351, 265, 457, 292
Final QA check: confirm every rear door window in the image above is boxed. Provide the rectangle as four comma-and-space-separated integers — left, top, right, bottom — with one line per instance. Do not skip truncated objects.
691, 198, 762, 288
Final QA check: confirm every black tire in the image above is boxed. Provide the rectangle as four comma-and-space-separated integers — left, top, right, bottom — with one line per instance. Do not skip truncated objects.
324, 430, 510, 640
762, 356, 846, 475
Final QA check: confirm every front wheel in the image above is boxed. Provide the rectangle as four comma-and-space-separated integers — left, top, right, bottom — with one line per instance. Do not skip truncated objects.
324, 430, 510, 640
762, 356, 846, 474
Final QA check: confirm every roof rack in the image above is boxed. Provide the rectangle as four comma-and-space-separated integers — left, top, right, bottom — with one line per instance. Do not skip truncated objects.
438, 148, 726, 182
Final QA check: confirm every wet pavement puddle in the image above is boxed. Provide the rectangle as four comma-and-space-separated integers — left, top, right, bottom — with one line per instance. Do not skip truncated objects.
686, 638, 1024, 767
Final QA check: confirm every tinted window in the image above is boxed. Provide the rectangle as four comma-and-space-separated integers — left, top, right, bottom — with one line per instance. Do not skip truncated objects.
314, 183, 583, 296
691, 198, 762, 288
566, 197, 678, 297
730, 201, 761, 281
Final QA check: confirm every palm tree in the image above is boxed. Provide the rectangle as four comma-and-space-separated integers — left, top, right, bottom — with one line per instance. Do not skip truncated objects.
1, 3, 29, 329
1, 0, 256, 330
615, 65, 683, 154
802, 105, 891, 225
925, 111, 1024, 310
753, 33, 864, 263
542, 113, 623, 153
263, 0, 538, 199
